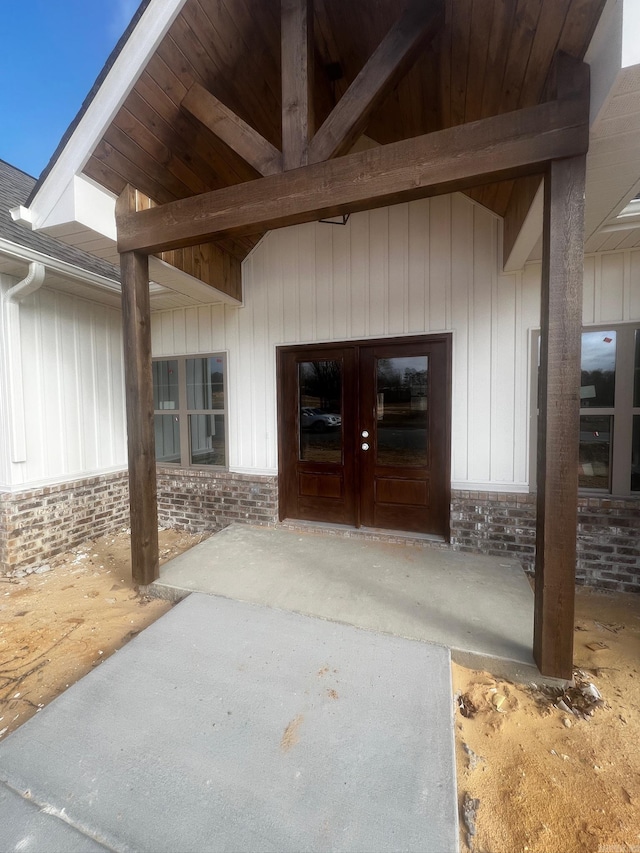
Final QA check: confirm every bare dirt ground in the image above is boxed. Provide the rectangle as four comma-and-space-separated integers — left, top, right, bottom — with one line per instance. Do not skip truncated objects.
0, 528, 203, 740
454, 587, 640, 853
1, 532, 638, 853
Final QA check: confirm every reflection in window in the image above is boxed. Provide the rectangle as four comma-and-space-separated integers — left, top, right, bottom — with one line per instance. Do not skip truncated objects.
187, 357, 225, 410
190, 414, 225, 466
154, 415, 180, 463
376, 356, 428, 467
299, 360, 342, 463
579, 415, 612, 491
580, 331, 616, 408
153, 360, 179, 410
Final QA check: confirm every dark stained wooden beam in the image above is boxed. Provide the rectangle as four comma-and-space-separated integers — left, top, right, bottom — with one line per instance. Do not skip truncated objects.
281, 0, 314, 169
117, 186, 159, 587
308, 0, 444, 164
116, 84, 590, 255
534, 154, 586, 680
182, 82, 283, 177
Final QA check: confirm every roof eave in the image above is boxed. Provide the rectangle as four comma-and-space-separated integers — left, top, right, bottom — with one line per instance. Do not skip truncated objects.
25, 0, 187, 231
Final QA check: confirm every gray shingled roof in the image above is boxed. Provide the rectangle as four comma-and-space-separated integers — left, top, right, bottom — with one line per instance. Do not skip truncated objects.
0, 159, 120, 282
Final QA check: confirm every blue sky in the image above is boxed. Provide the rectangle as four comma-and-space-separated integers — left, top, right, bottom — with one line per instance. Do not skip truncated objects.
1, 1, 140, 178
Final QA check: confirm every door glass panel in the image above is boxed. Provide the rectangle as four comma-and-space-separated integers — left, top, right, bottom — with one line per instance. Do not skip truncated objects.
154, 415, 180, 463
153, 360, 179, 410
579, 415, 612, 490
299, 360, 342, 463
189, 414, 225, 466
580, 331, 616, 407
632, 416, 640, 492
376, 356, 428, 467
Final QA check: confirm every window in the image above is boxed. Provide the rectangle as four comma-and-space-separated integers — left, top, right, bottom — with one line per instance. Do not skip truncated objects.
152, 354, 227, 468
532, 325, 640, 496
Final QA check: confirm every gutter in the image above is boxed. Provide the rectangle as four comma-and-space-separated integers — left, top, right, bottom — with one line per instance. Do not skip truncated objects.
0, 238, 121, 294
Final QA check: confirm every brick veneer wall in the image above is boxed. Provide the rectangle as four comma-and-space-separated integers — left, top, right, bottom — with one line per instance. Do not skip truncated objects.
451, 490, 640, 593
156, 468, 279, 534
0, 468, 278, 575
2, 471, 636, 594
0, 471, 130, 574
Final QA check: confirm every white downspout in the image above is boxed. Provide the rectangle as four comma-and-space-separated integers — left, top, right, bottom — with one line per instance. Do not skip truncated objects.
5, 261, 46, 302
3, 262, 46, 462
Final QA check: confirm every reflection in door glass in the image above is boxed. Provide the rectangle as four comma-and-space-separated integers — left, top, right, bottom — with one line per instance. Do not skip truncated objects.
299, 361, 342, 463
376, 356, 428, 467
632, 416, 640, 492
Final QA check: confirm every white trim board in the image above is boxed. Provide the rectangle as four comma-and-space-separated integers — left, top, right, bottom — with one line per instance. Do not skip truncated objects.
27, 0, 187, 233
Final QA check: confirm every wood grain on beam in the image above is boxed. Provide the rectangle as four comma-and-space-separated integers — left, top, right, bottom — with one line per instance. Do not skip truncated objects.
281, 0, 314, 169
308, 0, 444, 164
182, 82, 283, 177
116, 188, 159, 587
117, 87, 590, 255
534, 154, 586, 680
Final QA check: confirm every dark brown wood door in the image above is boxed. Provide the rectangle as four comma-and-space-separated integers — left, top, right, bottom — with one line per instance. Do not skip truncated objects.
278, 346, 357, 525
278, 336, 451, 537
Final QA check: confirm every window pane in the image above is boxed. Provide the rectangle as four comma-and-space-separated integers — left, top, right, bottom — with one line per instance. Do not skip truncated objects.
632, 416, 640, 492
186, 357, 225, 410
376, 356, 428, 467
299, 361, 342, 463
153, 360, 179, 410
579, 415, 612, 490
580, 331, 616, 408
634, 331, 640, 408
189, 414, 225, 466
154, 415, 180, 463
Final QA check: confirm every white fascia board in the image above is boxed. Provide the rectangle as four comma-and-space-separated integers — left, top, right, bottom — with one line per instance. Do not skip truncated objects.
622, 0, 640, 68
40, 175, 118, 241
503, 180, 544, 272
28, 0, 187, 232
586, 0, 624, 129
149, 256, 243, 306
586, 0, 640, 129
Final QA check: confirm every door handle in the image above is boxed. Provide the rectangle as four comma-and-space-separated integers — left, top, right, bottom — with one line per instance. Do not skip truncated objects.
361, 442, 370, 451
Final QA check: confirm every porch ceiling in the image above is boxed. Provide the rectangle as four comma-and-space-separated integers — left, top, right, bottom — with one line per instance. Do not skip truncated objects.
80, 0, 604, 268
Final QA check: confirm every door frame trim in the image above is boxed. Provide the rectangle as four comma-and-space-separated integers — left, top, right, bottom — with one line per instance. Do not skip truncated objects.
276, 333, 452, 538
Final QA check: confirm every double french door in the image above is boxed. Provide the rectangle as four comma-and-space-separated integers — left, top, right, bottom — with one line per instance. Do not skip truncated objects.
277, 335, 451, 537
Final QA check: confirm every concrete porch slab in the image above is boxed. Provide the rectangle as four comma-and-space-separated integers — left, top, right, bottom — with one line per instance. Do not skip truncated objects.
150, 523, 535, 666
0, 593, 458, 853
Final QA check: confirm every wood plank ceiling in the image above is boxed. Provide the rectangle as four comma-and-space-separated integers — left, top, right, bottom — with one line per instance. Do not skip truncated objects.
82, 0, 605, 281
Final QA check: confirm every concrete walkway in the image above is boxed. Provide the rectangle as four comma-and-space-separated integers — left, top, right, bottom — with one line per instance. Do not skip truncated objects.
0, 594, 458, 853
151, 523, 535, 667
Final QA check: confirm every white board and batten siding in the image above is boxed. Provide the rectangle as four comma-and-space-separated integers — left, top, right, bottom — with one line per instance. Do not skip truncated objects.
0, 279, 127, 489
151, 194, 536, 491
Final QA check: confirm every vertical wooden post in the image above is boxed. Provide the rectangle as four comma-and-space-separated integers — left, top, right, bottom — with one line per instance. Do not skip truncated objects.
117, 187, 159, 586
534, 155, 586, 679
281, 0, 314, 170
